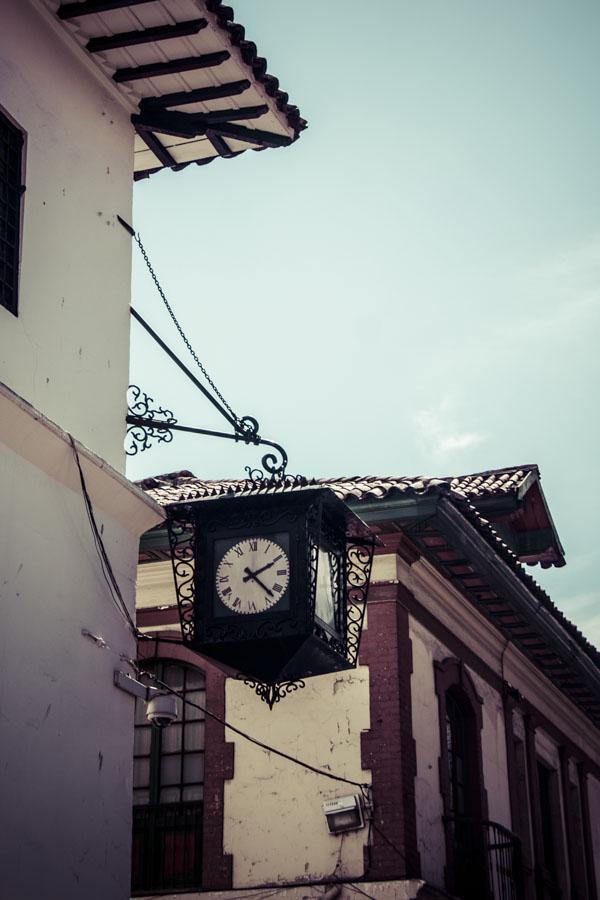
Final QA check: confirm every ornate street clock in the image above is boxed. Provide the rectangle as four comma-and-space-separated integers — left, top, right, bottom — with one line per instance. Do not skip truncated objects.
167, 487, 375, 705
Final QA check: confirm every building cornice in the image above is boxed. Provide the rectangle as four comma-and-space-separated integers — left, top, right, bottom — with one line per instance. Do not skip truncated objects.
0, 380, 163, 534
401, 556, 600, 767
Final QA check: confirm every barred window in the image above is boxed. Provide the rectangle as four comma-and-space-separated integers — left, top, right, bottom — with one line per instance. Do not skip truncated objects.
132, 660, 205, 894
0, 109, 24, 316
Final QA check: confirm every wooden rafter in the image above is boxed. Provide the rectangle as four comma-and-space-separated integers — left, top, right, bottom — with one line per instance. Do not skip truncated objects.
58, 0, 152, 19
132, 110, 292, 148
114, 51, 230, 83
140, 80, 251, 110
136, 128, 176, 169
208, 121, 292, 148
87, 20, 207, 53
205, 130, 233, 158
193, 105, 268, 124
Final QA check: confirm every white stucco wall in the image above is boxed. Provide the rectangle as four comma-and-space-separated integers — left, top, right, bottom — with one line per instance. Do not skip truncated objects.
0, 353, 162, 900
0, 429, 160, 900
0, 0, 134, 470
223, 668, 371, 887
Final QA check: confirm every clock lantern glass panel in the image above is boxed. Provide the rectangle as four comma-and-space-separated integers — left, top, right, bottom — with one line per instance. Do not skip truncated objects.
181, 487, 370, 685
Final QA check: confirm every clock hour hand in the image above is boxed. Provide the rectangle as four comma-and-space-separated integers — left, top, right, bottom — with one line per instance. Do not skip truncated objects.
242, 560, 276, 582
243, 566, 273, 597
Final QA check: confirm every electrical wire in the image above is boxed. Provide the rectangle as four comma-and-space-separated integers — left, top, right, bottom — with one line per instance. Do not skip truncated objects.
69, 442, 368, 794
69, 435, 138, 637
70, 422, 404, 880
346, 883, 379, 900
140, 668, 369, 791
369, 821, 406, 862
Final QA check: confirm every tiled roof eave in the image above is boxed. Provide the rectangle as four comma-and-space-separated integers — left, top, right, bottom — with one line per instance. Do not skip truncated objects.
52, 0, 306, 179
206, 0, 307, 138
448, 494, 600, 672
137, 467, 599, 708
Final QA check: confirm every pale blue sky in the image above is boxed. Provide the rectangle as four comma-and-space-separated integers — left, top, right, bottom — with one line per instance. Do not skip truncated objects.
128, 1, 600, 645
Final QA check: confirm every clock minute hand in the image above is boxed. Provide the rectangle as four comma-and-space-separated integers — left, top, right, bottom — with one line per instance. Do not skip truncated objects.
242, 560, 275, 582
243, 566, 273, 597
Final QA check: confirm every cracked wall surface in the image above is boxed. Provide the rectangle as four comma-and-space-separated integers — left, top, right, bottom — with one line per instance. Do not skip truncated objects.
223, 667, 371, 887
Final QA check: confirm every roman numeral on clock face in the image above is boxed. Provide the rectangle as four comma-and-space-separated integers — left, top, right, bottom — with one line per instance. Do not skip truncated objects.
215, 537, 291, 615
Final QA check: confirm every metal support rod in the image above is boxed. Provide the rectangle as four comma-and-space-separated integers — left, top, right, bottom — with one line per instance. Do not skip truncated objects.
126, 416, 256, 444
126, 415, 288, 467
130, 305, 240, 431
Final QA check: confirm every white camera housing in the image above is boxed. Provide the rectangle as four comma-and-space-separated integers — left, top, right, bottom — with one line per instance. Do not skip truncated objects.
146, 693, 178, 728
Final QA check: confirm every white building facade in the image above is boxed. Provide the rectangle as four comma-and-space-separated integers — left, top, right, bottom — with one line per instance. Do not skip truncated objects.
1, 3, 304, 898
0, 3, 162, 898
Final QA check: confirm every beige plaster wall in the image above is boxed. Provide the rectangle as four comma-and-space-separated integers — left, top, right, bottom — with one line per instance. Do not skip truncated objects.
409, 616, 512, 884
138, 880, 428, 900
223, 667, 372, 887
470, 670, 511, 830
409, 616, 446, 887
0, 0, 134, 470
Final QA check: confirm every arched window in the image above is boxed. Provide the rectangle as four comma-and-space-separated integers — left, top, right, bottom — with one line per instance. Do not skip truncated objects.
435, 658, 487, 899
445, 688, 478, 819
132, 660, 206, 894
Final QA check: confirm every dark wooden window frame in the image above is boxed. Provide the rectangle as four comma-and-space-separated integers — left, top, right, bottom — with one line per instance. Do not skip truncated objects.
0, 106, 25, 317
434, 657, 489, 894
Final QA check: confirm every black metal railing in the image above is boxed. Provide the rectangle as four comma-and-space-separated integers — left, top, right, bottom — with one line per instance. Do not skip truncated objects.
132, 801, 203, 894
445, 816, 524, 900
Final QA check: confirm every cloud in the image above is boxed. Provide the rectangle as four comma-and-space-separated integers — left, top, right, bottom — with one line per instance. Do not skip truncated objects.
415, 398, 486, 458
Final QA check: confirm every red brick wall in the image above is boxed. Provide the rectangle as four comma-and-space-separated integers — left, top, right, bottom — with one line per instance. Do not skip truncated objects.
359, 583, 420, 879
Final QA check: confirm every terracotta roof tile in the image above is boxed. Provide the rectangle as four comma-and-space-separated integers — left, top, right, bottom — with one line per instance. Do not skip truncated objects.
137, 464, 599, 677
139, 465, 537, 507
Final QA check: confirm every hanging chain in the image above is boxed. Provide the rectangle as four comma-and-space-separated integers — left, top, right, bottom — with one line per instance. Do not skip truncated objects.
134, 232, 240, 424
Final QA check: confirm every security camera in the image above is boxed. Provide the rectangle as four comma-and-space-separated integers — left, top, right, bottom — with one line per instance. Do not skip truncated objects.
146, 693, 178, 728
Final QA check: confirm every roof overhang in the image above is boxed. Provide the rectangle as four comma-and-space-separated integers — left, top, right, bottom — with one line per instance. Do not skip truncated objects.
47, 0, 306, 179
358, 490, 600, 727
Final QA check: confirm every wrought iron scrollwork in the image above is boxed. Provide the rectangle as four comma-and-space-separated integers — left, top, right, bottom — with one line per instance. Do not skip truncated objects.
238, 674, 306, 710
345, 536, 375, 667
126, 385, 177, 456
125, 379, 290, 479
166, 506, 196, 644
242, 438, 289, 481
236, 415, 260, 439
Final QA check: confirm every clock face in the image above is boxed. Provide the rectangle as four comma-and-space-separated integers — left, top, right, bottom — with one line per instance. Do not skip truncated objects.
215, 537, 291, 615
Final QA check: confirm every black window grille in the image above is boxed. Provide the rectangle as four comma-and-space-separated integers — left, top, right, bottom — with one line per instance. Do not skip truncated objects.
0, 110, 23, 316
132, 660, 205, 894
446, 690, 470, 817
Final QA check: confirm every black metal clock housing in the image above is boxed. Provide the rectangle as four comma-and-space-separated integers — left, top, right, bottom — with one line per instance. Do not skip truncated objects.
167, 487, 374, 685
